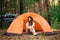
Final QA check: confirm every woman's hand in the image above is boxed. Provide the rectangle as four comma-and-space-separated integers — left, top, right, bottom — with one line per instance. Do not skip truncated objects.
26, 29, 28, 32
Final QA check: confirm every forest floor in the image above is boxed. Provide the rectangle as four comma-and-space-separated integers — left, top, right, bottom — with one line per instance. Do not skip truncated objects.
0, 29, 60, 40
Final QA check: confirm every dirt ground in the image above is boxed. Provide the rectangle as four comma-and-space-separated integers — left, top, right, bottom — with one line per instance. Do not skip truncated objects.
0, 29, 60, 40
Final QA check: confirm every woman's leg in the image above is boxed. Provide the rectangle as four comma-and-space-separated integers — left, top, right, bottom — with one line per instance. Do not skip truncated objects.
26, 28, 28, 32
30, 27, 37, 35
26, 26, 32, 32
26, 26, 37, 35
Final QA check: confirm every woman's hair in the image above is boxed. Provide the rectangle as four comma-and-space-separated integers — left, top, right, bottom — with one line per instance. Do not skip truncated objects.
28, 16, 33, 26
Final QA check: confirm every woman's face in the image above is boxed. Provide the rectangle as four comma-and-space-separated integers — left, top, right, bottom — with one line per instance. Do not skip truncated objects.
28, 18, 31, 21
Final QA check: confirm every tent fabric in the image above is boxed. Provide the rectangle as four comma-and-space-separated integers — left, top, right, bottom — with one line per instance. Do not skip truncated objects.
7, 12, 53, 34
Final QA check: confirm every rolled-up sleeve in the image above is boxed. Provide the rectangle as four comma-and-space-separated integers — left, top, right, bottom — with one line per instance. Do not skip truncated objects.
26, 22, 28, 28
26, 22, 35, 28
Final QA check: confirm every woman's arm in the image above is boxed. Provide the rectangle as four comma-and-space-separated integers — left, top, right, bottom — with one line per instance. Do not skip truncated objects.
26, 22, 29, 28
32, 22, 35, 27
26, 22, 29, 32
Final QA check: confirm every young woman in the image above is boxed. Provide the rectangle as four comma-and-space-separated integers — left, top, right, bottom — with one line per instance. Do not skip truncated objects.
26, 16, 37, 35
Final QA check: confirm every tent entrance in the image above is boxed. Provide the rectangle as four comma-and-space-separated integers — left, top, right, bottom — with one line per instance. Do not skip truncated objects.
23, 19, 43, 31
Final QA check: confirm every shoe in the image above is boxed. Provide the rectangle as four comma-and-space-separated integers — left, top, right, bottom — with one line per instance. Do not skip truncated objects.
33, 33, 37, 36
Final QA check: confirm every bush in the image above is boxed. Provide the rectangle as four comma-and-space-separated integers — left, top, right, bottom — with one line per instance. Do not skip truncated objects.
49, 6, 60, 29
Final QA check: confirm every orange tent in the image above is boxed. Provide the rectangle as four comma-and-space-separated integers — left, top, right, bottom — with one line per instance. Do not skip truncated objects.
7, 12, 53, 34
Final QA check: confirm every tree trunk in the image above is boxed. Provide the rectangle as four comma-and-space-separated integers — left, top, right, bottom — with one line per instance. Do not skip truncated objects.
58, 0, 60, 6
38, 0, 44, 15
14, 0, 16, 14
45, 0, 51, 25
4, 0, 8, 14
20, 0, 23, 15
0, 0, 3, 29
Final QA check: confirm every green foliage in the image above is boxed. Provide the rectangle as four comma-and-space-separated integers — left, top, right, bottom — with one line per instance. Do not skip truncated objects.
52, 22, 60, 29
48, 6, 60, 29
2, 22, 10, 29
1, 0, 19, 14
9, 1, 19, 9
49, 6, 60, 23
34, 0, 38, 2
22, 0, 34, 12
